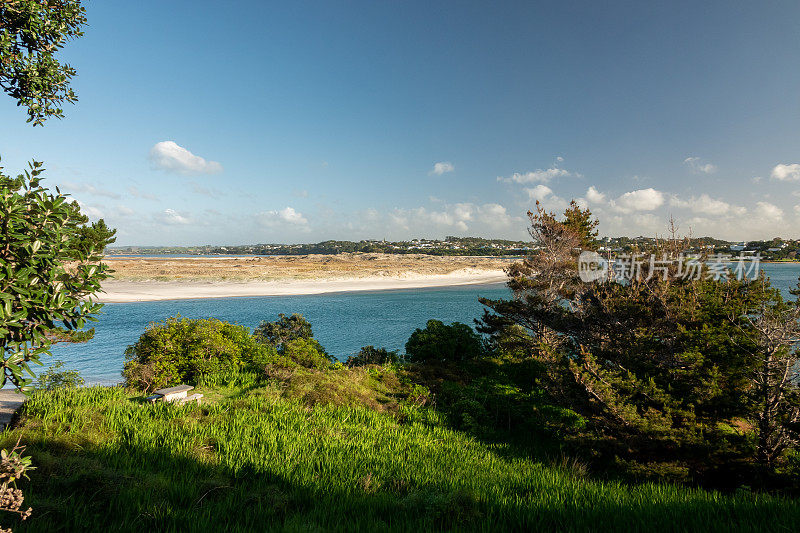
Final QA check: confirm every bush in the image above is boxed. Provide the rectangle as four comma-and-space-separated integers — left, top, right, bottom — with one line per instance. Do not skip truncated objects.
34, 360, 84, 391
281, 338, 332, 370
346, 346, 400, 367
405, 320, 485, 363
254, 314, 333, 370
253, 313, 314, 348
123, 316, 273, 391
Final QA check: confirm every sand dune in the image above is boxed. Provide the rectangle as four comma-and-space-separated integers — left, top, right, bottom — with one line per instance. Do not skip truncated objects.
97, 254, 514, 302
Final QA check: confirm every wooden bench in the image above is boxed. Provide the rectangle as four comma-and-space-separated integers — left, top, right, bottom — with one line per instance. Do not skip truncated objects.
146, 384, 203, 405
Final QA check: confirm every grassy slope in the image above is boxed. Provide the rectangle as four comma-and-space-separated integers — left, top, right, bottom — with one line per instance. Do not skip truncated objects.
2, 386, 798, 532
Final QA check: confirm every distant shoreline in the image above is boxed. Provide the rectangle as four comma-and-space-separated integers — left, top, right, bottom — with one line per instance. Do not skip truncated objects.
96, 271, 508, 303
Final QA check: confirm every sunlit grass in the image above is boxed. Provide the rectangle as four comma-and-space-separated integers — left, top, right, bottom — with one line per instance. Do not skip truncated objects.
2, 386, 798, 532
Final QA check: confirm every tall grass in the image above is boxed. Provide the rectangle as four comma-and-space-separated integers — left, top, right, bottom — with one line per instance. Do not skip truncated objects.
2, 385, 798, 532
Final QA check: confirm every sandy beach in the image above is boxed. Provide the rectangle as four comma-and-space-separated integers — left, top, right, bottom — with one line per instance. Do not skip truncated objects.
97, 254, 513, 302
97, 271, 507, 302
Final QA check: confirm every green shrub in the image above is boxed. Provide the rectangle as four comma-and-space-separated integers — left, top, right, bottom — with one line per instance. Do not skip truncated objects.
122, 316, 273, 391
281, 338, 332, 370
405, 320, 485, 363
346, 346, 400, 367
254, 313, 333, 369
253, 313, 314, 348
34, 360, 84, 391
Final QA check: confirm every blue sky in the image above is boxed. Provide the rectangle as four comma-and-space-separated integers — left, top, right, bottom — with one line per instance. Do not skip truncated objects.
1, 1, 799, 245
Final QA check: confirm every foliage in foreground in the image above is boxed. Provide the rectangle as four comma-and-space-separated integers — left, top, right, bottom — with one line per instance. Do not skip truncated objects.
0, 161, 115, 389
0, 0, 87, 125
0, 441, 32, 532
479, 202, 800, 483
2, 385, 799, 532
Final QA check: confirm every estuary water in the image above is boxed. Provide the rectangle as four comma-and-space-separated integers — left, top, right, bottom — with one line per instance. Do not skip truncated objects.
49, 263, 800, 385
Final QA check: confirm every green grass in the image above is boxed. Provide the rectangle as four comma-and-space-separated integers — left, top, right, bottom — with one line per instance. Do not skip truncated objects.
2, 385, 798, 532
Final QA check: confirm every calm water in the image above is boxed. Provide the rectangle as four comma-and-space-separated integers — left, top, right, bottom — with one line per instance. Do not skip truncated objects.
48, 263, 800, 385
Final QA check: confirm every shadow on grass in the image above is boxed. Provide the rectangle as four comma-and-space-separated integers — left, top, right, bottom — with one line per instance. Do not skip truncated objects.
6, 435, 800, 533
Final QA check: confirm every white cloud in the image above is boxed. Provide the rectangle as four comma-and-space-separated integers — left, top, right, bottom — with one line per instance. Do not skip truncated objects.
115, 205, 135, 217
771, 163, 800, 181
585, 186, 606, 204
73, 199, 104, 219
156, 208, 192, 225
128, 186, 158, 200
795, 205, 800, 215
683, 157, 717, 174
681, 194, 744, 216
754, 201, 783, 221
258, 207, 309, 227
190, 182, 223, 197
452, 203, 473, 222
603, 213, 664, 236
149, 141, 223, 175
611, 188, 665, 212
525, 184, 554, 200
498, 167, 574, 184
668, 195, 689, 208
61, 181, 121, 199
477, 203, 515, 229
278, 207, 308, 225
384, 202, 519, 235
523, 185, 568, 212
430, 162, 455, 176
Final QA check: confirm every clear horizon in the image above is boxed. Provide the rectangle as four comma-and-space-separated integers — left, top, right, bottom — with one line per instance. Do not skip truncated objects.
1, 1, 799, 246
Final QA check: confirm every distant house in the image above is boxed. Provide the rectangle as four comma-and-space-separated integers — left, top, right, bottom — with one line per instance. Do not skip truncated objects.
730, 242, 746, 251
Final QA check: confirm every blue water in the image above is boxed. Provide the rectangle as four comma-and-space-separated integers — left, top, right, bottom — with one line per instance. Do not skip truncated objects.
50, 283, 511, 385
47, 263, 800, 386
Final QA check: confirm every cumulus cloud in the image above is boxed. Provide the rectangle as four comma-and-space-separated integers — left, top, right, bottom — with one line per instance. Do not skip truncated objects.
430, 162, 455, 176
258, 207, 309, 227
386, 202, 518, 234
149, 141, 223, 175
671, 194, 745, 216
523, 185, 568, 213
771, 163, 800, 181
498, 167, 575, 184
611, 188, 665, 212
683, 157, 717, 174
585, 186, 606, 204
525, 184, 554, 201
156, 208, 192, 225
754, 201, 783, 221
115, 205, 135, 217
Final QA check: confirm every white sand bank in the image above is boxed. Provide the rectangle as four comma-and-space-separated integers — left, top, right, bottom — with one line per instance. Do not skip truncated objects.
96, 270, 508, 303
